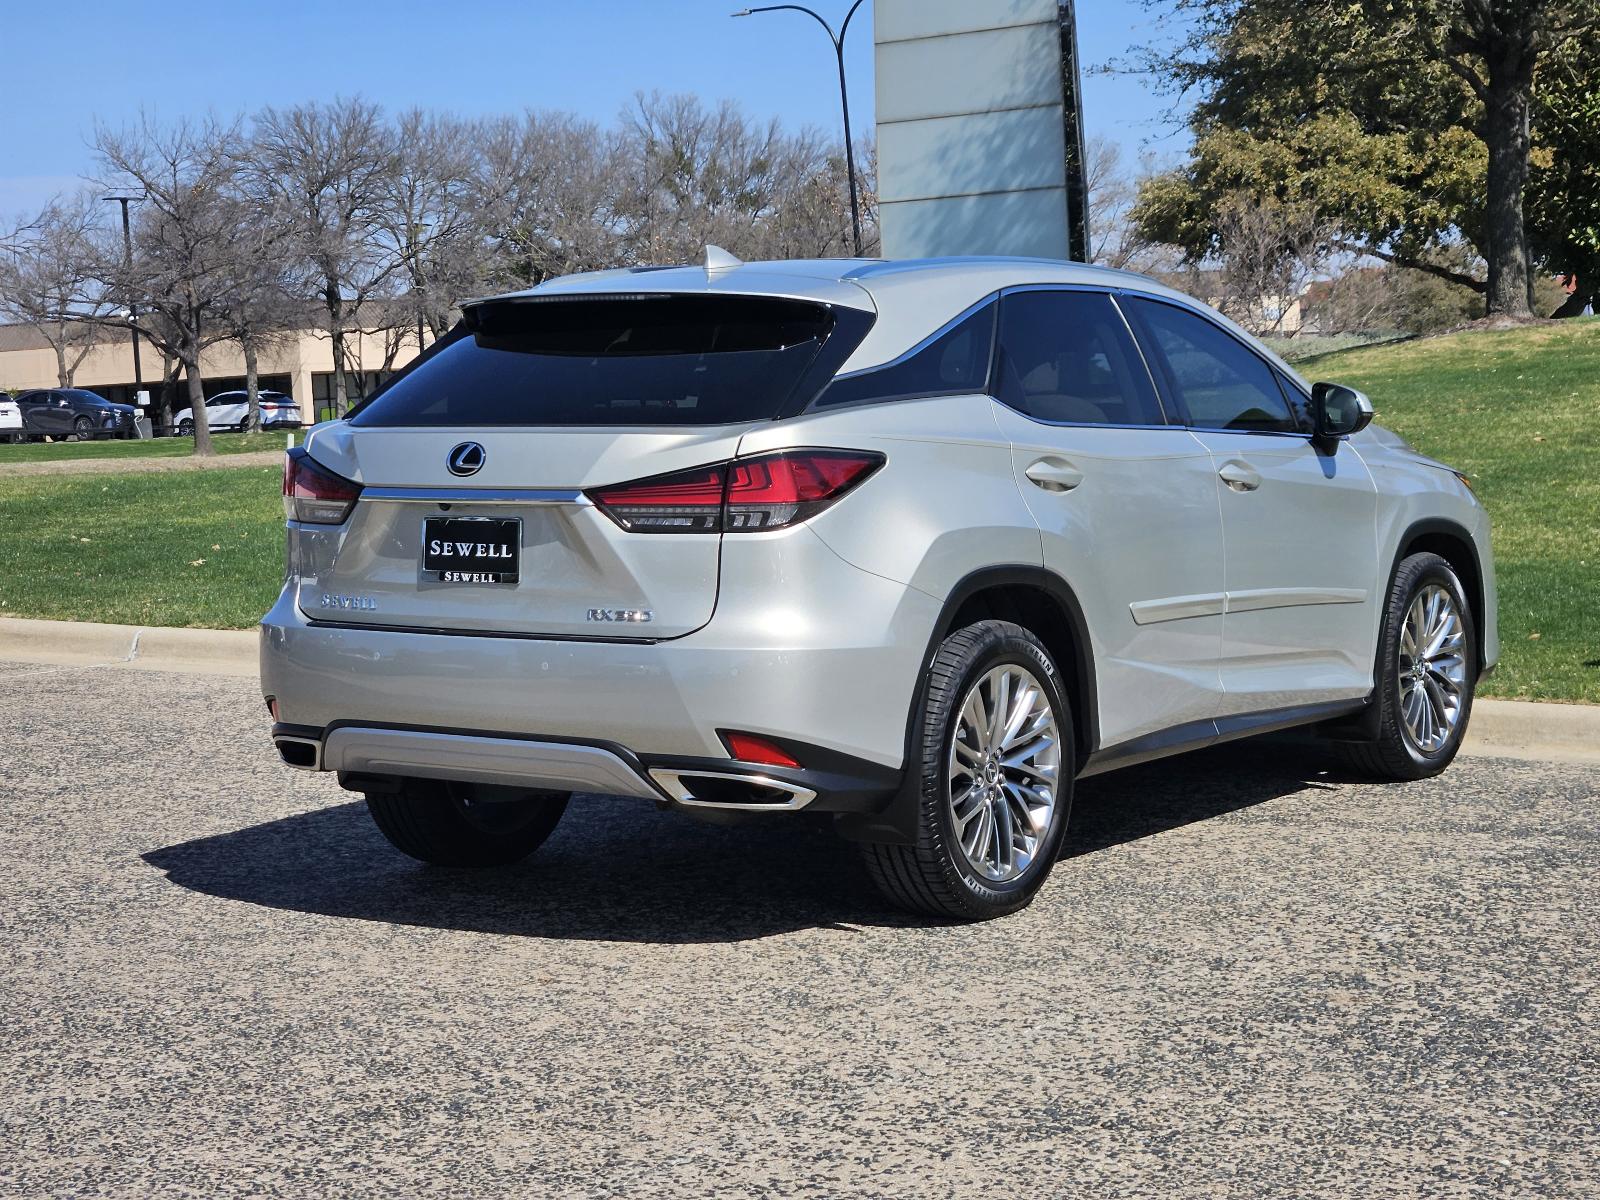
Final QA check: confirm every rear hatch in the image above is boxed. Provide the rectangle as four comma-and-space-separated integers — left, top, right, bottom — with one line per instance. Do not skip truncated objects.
293, 292, 858, 640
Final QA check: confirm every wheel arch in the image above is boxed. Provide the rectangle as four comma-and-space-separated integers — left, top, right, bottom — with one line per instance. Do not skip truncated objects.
836, 564, 1099, 846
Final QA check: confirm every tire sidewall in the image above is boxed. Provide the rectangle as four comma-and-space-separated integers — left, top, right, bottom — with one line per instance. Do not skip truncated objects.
1380, 555, 1477, 772
920, 624, 1074, 913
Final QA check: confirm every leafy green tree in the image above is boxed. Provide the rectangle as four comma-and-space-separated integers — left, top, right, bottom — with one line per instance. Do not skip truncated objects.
1133, 0, 1600, 317
1528, 28, 1600, 311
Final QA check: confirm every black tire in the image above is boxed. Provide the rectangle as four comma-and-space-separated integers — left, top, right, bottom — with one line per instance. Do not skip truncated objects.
72, 416, 94, 441
366, 779, 570, 867
1335, 552, 1476, 780
178, 418, 194, 437
860, 620, 1074, 921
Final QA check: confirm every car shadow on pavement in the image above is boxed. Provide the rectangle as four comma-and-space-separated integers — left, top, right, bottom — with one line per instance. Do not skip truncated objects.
142, 740, 1338, 944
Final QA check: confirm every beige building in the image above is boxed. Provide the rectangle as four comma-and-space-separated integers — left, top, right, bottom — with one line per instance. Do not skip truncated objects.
0, 321, 426, 425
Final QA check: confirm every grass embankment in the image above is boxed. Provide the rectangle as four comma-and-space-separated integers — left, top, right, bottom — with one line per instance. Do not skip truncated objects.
0, 466, 284, 628
1308, 319, 1600, 703
0, 323, 1594, 699
0, 429, 293, 464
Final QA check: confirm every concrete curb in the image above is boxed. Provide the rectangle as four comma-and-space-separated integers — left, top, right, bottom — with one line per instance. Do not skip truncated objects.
0, 616, 257, 677
0, 616, 1595, 763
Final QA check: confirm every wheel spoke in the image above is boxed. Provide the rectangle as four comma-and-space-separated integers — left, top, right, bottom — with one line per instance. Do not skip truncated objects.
987, 671, 1011, 751
993, 792, 1015, 873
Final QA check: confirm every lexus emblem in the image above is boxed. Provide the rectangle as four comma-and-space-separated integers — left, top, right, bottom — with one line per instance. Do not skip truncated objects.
447, 442, 486, 477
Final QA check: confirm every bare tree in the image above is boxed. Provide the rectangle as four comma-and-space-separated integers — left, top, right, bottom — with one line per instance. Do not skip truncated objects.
476, 111, 627, 288
248, 98, 401, 415
0, 195, 115, 387
377, 109, 489, 344
94, 115, 250, 456
1212, 195, 1330, 333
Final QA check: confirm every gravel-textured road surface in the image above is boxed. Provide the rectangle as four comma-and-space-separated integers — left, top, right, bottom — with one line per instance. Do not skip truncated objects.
3, 660, 1596, 1198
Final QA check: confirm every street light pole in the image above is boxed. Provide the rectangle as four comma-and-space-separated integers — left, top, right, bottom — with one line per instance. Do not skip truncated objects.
734, 1, 867, 256
103, 194, 144, 395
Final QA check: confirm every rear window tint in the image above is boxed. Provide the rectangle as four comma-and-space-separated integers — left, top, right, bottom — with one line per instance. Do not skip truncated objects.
813, 300, 996, 408
352, 295, 835, 427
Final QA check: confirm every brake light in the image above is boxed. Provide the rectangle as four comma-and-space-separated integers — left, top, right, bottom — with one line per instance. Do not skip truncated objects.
588, 464, 728, 532
721, 732, 802, 768
283, 447, 362, 524
588, 449, 883, 534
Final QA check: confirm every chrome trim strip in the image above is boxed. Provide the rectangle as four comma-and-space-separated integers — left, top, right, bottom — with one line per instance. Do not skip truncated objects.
647, 768, 817, 811
1131, 587, 1368, 625
1224, 587, 1368, 614
1129, 593, 1227, 625
322, 727, 665, 800
363, 487, 588, 505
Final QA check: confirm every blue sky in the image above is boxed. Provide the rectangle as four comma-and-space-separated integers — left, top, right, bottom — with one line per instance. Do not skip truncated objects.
0, 0, 1191, 222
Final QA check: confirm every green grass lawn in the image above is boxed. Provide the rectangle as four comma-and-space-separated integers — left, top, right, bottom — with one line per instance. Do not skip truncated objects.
0, 322, 1595, 700
0, 429, 295, 464
0, 465, 285, 628
1308, 318, 1600, 703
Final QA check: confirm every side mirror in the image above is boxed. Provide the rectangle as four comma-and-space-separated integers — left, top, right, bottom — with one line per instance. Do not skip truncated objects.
1312, 381, 1374, 442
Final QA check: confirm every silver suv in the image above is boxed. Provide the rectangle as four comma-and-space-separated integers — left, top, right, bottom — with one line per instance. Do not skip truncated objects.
263, 255, 1497, 919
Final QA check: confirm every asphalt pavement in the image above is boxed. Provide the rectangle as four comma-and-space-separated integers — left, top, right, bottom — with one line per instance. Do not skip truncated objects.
2, 659, 1596, 1198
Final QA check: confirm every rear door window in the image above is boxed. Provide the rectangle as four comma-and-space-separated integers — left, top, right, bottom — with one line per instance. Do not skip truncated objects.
995, 290, 1164, 425
352, 294, 838, 427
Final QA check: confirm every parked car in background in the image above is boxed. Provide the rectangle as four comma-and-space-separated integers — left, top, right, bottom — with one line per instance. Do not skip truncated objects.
263, 255, 1497, 921
174, 390, 302, 435
0, 396, 23, 443
13, 388, 137, 440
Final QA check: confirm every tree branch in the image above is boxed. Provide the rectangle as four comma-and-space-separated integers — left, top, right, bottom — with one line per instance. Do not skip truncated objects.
1333, 240, 1487, 292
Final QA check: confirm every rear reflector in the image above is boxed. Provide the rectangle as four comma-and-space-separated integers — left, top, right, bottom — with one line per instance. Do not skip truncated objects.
589, 449, 883, 534
283, 447, 362, 524
721, 732, 802, 768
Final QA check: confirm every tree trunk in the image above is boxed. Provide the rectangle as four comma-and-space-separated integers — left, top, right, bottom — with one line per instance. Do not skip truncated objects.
243, 336, 260, 433
53, 339, 70, 388
157, 355, 179, 435
185, 354, 215, 458
1482, 52, 1535, 318
326, 282, 348, 417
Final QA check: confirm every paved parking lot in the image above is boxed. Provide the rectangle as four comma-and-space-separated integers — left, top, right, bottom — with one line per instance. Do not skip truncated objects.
2, 659, 1596, 1198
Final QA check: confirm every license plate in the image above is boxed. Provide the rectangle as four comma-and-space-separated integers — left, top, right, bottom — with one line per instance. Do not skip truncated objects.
423, 517, 521, 584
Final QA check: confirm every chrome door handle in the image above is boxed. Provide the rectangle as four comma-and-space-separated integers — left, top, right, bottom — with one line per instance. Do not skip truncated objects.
1025, 458, 1084, 492
1217, 461, 1262, 492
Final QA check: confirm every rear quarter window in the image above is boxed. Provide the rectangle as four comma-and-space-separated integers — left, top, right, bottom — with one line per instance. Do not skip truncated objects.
813, 299, 996, 409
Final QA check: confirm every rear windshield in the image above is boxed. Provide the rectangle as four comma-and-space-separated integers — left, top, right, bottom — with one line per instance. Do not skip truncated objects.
352, 294, 834, 427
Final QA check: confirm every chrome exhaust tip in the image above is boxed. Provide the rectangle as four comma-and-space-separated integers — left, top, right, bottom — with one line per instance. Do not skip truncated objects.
274, 736, 323, 771
647, 768, 816, 811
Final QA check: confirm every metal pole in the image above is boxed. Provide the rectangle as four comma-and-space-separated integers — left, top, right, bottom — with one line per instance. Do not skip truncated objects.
735, 2, 867, 255
105, 195, 144, 392
836, 0, 866, 255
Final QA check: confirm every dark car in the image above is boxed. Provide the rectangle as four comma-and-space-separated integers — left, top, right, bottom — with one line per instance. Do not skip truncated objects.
14, 389, 138, 440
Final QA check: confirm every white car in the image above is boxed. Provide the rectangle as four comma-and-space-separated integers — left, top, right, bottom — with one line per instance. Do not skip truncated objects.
175, 390, 302, 435
263, 254, 1497, 920
0, 396, 21, 442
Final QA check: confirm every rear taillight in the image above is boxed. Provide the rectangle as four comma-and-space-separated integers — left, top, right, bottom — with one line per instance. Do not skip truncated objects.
589, 449, 883, 534
283, 447, 362, 524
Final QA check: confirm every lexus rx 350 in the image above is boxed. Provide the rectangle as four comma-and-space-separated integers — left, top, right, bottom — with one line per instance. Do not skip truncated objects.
261, 255, 1496, 920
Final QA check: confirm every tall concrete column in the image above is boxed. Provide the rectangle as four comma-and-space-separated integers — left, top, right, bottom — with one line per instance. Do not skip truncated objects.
874, 0, 1088, 261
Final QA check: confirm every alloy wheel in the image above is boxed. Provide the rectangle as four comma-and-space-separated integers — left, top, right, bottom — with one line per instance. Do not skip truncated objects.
947, 664, 1061, 882
1398, 583, 1467, 754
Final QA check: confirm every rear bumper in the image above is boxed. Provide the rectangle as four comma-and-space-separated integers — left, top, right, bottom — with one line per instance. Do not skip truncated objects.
260, 526, 941, 792
270, 720, 900, 815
